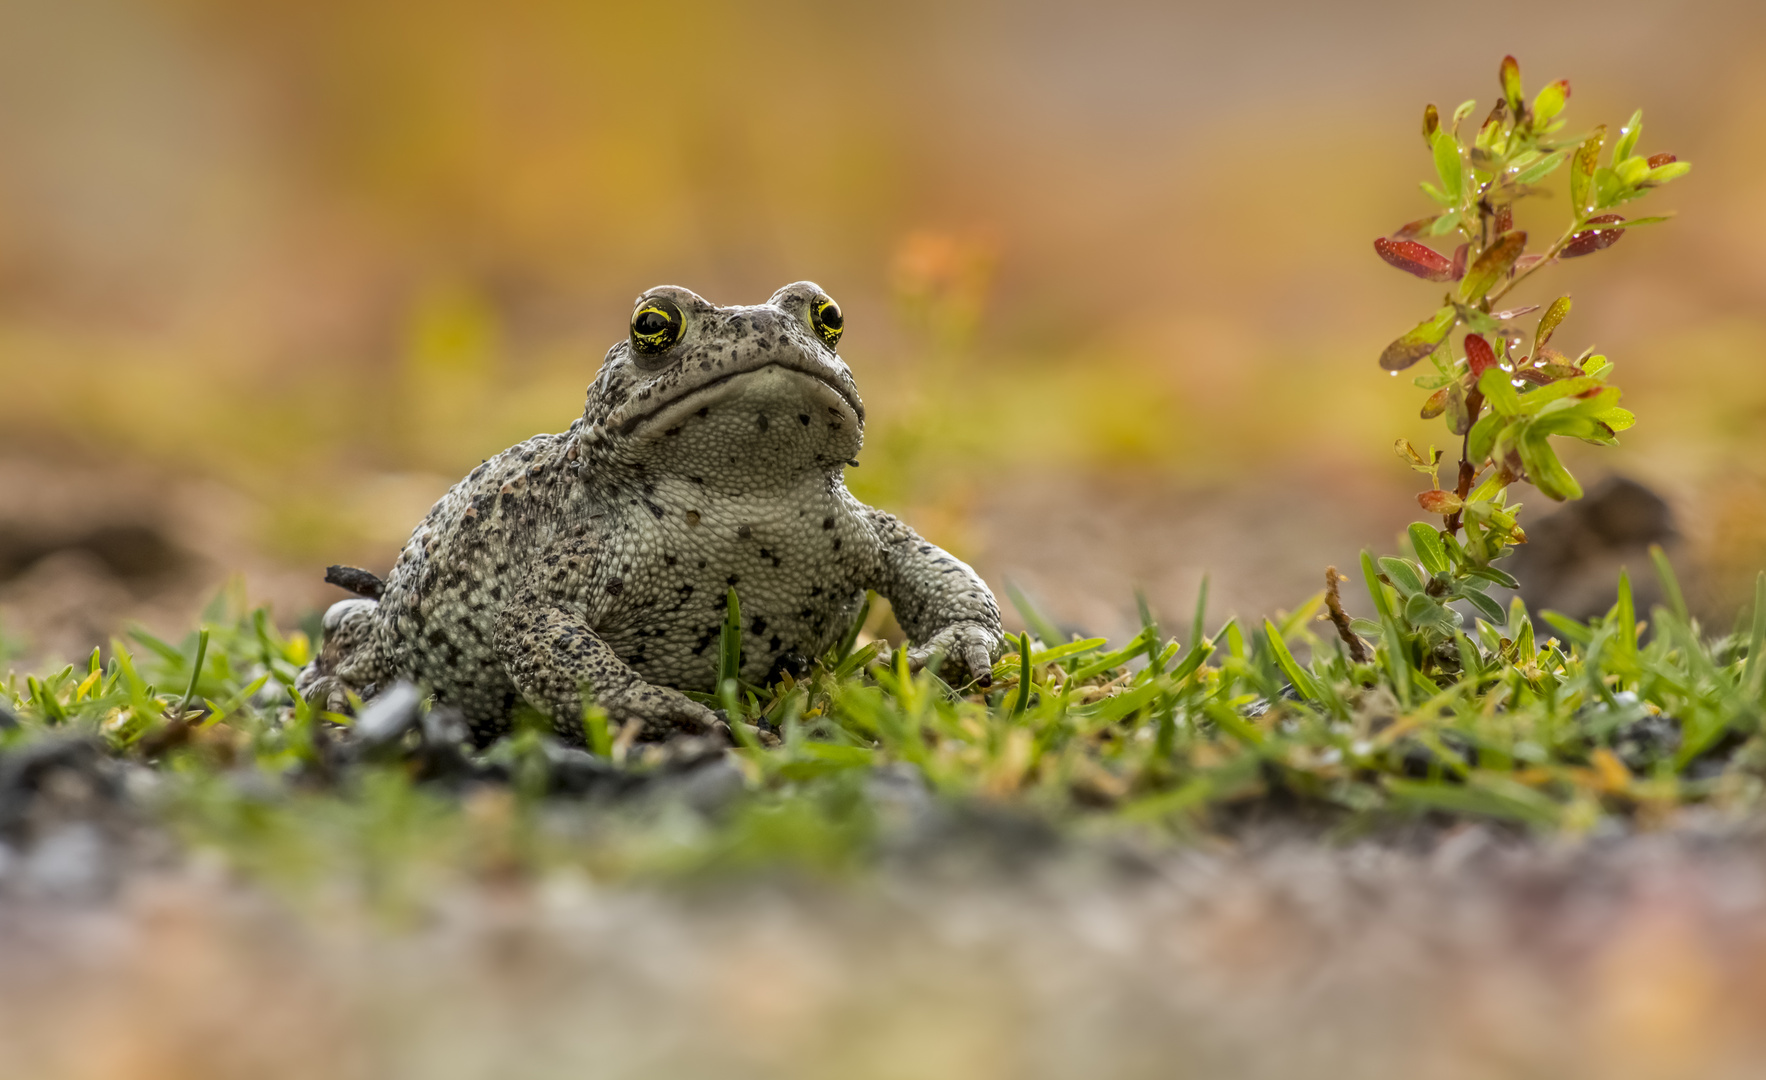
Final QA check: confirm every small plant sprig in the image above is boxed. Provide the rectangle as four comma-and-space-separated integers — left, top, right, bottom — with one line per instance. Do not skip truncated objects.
1366, 55, 1689, 651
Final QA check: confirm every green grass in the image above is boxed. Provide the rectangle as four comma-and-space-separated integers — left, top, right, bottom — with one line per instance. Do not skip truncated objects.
5, 553, 1766, 905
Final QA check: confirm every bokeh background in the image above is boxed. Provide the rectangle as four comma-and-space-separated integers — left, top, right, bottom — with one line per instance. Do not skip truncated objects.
3, 0, 1765, 662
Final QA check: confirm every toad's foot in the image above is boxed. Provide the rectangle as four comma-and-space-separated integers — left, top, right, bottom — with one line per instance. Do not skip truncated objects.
907, 621, 1002, 689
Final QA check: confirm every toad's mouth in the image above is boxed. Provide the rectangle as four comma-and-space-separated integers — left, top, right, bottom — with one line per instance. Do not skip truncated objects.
615, 361, 863, 437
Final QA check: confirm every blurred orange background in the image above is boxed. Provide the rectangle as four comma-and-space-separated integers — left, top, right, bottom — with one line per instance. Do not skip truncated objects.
2, 0, 1764, 658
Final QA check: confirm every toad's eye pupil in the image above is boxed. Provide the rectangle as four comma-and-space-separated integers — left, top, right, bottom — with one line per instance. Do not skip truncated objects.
630, 298, 684, 354
810, 296, 844, 349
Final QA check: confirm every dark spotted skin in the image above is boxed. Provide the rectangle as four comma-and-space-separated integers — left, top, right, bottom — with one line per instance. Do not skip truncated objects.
298, 282, 1003, 745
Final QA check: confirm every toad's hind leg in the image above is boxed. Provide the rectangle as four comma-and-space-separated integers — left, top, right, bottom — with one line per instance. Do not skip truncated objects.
297, 598, 385, 713
493, 600, 720, 745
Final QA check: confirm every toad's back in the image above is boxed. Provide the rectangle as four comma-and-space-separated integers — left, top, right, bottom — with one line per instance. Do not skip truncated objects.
300, 282, 1003, 744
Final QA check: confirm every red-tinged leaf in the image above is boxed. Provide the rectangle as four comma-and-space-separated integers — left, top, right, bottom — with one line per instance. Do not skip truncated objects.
1381, 306, 1460, 371
1459, 231, 1527, 302
1563, 214, 1625, 258
1452, 243, 1469, 280
1419, 489, 1464, 515
1515, 368, 1554, 385
1536, 296, 1571, 348
1423, 103, 1440, 145
1494, 204, 1513, 235
1532, 79, 1570, 124
1374, 238, 1457, 282
1421, 387, 1450, 419
1513, 253, 1548, 275
1500, 55, 1524, 114
1394, 215, 1441, 238
1647, 152, 1677, 167
1571, 126, 1607, 213
1465, 333, 1497, 376
1641, 160, 1691, 185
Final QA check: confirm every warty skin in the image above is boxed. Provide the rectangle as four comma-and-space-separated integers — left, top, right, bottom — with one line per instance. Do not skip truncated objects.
299, 281, 1004, 744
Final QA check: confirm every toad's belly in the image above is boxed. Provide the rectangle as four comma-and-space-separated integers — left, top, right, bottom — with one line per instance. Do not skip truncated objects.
588, 494, 878, 689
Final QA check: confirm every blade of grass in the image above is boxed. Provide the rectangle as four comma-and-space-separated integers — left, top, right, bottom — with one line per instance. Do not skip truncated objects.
1006, 583, 1063, 647
177, 628, 210, 720
1012, 633, 1033, 717
1651, 544, 1688, 624
1745, 572, 1766, 697
719, 588, 743, 689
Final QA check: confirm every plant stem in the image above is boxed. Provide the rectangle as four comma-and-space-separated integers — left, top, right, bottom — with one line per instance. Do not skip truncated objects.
1324, 567, 1370, 663
1443, 391, 1484, 537
1486, 222, 1580, 306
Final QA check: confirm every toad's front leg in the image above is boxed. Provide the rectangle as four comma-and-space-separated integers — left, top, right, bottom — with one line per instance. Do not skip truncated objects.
863, 508, 1004, 686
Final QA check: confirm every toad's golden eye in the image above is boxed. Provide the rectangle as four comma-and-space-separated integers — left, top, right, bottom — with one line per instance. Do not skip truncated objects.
811, 295, 844, 349
630, 297, 684, 354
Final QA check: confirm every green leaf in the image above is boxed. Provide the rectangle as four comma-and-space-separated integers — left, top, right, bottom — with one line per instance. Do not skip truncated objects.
1517, 375, 1601, 413
1511, 147, 1570, 185
1405, 592, 1454, 629
1465, 565, 1521, 590
1646, 160, 1691, 184
1380, 305, 1459, 372
1532, 79, 1570, 125
1535, 296, 1572, 349
1616, 156, 1651, 187
1516, 429, 1583, 501
1593, 406, 1635, 432
1582, 214, 1675, 230
1614, 109, 1642, 161
1432, 128, 1464, 201
1426, 209, 1464, 236
1571, 126, 1607, 214
1499, 55, 1524, 114
1461, 588, 1508, 625
1409, 523, 1449, 575
1379, 557, 1426, 595
1478, 367, 1521, 417
1544, 385, 1619, 419
1467, 411, 1505, 462
1459, 232, 1527, 303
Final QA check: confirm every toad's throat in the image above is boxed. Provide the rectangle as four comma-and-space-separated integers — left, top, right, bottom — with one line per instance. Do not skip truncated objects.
616, 362, 861, 437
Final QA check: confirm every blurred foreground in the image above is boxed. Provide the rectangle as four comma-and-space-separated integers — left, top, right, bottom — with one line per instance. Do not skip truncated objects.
8, 827, 1766, 1080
